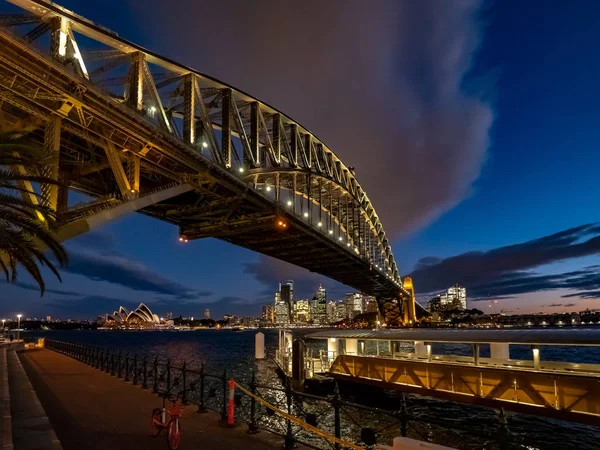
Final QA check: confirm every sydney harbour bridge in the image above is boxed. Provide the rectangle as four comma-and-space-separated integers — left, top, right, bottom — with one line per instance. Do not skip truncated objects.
0, 0, 422, 323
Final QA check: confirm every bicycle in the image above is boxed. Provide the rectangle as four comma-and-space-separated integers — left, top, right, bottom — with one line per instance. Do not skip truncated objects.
151, 393, 185, 449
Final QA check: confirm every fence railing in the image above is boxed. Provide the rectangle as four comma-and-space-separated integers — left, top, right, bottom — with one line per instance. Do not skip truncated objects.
43, 339, 516, 449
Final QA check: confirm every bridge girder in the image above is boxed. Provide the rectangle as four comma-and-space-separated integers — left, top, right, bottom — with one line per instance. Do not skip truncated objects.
0, 0, 422, 320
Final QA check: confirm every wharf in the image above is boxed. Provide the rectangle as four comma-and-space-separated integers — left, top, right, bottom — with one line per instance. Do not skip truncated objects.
16, 348, 304, 450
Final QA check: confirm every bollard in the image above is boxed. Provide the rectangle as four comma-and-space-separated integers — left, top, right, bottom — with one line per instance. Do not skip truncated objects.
198, 363, 207, 413
228, 379, 235, 426
106, 350, 112, 374
248, 369, 259, 434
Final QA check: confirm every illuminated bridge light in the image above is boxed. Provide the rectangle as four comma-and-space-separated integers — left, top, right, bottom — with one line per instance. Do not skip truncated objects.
347, 242, 351, 247
202, 141, 208, 148
266, 186, 271, 192
317, 222, 322, 227
287, 200, 292, 206
303, 212, 309, 218
238, 167, 244, 173
328, 230, 333, 235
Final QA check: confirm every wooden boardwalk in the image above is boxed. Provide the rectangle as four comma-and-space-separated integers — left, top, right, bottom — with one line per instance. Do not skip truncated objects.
18, 348, 299, 450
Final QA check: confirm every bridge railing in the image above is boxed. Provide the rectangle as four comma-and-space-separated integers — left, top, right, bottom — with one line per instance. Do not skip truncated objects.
43, 338, 517, 449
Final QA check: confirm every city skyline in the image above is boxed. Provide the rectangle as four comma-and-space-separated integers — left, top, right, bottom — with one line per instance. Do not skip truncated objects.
1, 0, 599, 319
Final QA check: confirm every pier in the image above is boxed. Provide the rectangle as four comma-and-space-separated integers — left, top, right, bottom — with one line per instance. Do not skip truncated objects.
300, 329, 600, 425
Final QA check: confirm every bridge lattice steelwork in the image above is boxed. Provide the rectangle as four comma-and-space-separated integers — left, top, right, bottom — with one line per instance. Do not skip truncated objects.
0, 0, 422, 322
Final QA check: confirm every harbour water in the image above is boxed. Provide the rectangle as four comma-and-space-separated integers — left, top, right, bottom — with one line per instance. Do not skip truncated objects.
25, 328, 600, 450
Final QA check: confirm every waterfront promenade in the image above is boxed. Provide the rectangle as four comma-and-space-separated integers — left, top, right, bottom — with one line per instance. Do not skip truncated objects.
15, 348, 302, 450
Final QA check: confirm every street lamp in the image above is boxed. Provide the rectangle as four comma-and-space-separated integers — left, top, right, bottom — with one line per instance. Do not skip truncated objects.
16, 314, 22, 342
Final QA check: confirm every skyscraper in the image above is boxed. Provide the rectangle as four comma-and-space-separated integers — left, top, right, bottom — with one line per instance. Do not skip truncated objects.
294, 300, 310, 323
280, 280, 294, 324
326, 301, 337, 323
310, 285, 327, 325
439, 284, 467, 310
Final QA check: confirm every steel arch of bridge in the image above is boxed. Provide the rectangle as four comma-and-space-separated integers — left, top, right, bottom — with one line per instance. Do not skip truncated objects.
0, 0, 418, 321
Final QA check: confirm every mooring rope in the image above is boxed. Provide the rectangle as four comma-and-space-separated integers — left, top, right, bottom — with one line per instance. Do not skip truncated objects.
233, 381, 365, 450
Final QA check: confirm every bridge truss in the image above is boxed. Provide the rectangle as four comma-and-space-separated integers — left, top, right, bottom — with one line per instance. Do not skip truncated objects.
0, 0, 420, 322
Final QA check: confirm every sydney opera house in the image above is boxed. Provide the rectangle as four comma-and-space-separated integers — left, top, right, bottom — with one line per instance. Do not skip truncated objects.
105, 303, 161, 328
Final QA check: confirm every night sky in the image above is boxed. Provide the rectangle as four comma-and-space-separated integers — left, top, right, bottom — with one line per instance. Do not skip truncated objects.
1, 0, 599, 319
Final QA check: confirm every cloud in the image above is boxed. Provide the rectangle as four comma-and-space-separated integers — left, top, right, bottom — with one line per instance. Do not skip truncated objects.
1, 280, 82, 297
61, 249, 212, 300
411, 224, 600, 299
45, 295, 136, 317
245, 255, 350, 301
130, 0, 493, 237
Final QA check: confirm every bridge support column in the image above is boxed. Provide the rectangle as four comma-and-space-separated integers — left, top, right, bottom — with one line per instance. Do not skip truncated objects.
40, 116, 61, 213
490, 343, 510, 361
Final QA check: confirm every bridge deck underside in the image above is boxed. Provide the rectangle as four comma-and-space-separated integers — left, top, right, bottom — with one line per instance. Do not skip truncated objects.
141, 191, 399, 299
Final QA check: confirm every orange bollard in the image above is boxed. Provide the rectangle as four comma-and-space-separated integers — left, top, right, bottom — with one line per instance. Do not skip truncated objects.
228, 379, 235, 426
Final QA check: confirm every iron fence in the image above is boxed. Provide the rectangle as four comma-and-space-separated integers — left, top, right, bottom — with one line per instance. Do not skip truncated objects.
44, 339, 517, 449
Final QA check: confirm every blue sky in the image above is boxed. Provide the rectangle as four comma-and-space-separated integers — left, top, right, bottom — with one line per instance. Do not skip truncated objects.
1, 0, 599, 319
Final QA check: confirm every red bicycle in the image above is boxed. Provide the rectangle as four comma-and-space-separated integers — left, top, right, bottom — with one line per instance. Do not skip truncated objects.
151, 393, 185, 450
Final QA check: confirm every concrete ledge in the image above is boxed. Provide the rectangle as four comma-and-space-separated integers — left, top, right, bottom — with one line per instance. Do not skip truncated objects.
7, 349, 62, 450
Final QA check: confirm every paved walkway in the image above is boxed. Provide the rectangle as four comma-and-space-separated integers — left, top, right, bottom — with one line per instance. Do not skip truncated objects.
19, 349, 298, 450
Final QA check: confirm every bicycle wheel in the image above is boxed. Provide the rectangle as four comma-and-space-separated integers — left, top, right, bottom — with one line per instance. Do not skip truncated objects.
167, 418, 181, 450
151, 408, 162, 437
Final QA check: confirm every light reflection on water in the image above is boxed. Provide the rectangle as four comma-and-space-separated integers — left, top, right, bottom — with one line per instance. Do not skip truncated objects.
27, 329, 600, 450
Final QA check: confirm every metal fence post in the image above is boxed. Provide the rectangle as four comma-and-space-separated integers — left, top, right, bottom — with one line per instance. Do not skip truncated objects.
152, 356, 159, 393
333, 382, 341, 450
142, 356, 148, 389
166, 359, 172, 394
181, 361, 188, 404
400, 393, 408, 437
110, 350, 116, 375
496, 408, 510, 450
124, 353, 130, 382
133, 354, 138, 385
117, 350, 123, 378
198, 363, 207, 413
221, 369, 227, 422
285, 378, 294, 450
248, 369, 259, 434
